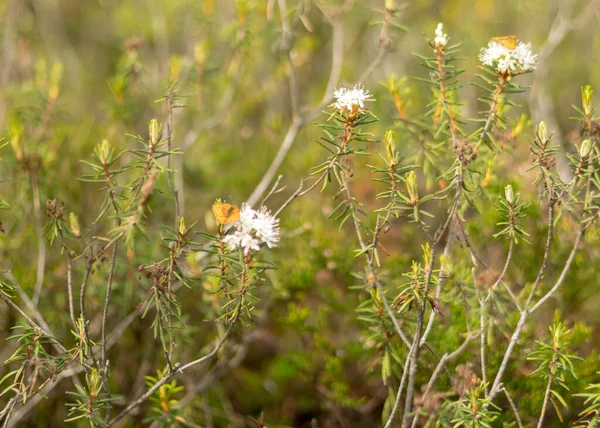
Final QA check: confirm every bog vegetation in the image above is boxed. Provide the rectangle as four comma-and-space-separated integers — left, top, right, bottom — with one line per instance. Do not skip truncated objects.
1, 1, 600, 427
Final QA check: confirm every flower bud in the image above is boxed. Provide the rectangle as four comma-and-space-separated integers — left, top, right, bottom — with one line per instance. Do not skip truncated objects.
178, 217, 186, 236
69, 212, 81, 238
149, 119, 161, 146
505, 185, 514, 204
579, 139, 592, 158
582, 85, 594, 117
98, 139, 111, 165
383, 130, 397, 167
88, 368, 102, 391
385, 0, 396, 10
537, 121, 548, 142
406, 171, 419, 204
422, 243, 431, 268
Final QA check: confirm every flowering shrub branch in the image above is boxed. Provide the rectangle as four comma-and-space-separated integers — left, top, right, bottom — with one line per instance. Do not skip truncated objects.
0, 4, 599, 428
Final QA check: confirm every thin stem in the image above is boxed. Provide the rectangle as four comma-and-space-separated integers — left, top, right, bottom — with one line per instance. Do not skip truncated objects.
101, 243, 118, 420
410, 333, 476, 428
99, 157, 122, 422
525, 201, 555, 308
107, 313, 239, 426
249, 2, 393, 206
247, 117, 302, 207
537, 372, 554, 428
383, 341, 414, 428
260, 175, 284, 207
479, 298, 488, 396
274, 164, 332, 218
277, 0, 300, 120
476, 77, 506, 149
503, 386, 524, 428
0, 292, 69, 356
164, 86, 180, 365
484, 238, 517, 307
402, 191, 461, 428
66, 256, 77, 330
339, 170, 411, 347
79, 260, 99, 368
30, 169, 46, 307
420, 216, 456, 346
165, 86, 181, 225
530, 227, 584, 313
488, 226, 585, 400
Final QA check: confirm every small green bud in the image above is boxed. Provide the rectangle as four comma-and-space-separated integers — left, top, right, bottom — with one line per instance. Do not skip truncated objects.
505, 185, 514, 204
149, 119, 161, 146
422, 243, 431, 269
69, 212, 81, 238
88, 368, 102, 392
582, 85, 594, 117
538, 121, 548, 142
178, 217, 186, 236
383, 130, 397, 167
579, 139, 592, 158
385, 0, 396, 10
98, 139, 111, 165
406, 171, 418, 204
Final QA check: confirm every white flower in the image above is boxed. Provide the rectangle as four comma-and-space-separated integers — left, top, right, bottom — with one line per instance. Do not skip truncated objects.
434, 23, 448, 48
223, 203, 280, 254
512, 42, 537, 70
253, 206, 280, 248
237, 204, 257, 233
478, 39, 537, 73
496, 54, 516, 73
223, 230, 261, 255
332, 84, 373, 112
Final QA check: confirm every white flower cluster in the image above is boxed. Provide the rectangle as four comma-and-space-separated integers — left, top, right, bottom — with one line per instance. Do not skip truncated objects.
478, 39, 537, 74
223, 204, 280, 255
434, 23, 448, 48
332, 84, 373, 112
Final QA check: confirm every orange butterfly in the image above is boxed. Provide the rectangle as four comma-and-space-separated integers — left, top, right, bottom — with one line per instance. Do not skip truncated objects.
212, 200, 240, 225
492, 36, 517, 50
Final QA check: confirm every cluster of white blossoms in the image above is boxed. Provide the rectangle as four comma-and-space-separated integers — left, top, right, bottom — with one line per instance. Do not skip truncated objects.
433, 23, 448, 48
223, 204, 280, 255
332, 84, 373, 112
478, 39, 537, 74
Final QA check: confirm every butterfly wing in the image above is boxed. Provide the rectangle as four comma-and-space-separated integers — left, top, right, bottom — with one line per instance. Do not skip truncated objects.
492, 36, 517, 50
212, 203, 240, 225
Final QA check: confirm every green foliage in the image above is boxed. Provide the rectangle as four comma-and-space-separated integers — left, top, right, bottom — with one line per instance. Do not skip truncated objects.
1, 325, 70, 411
65, 369, 114, 427
575, 374, 600, 428
143, 370, 185, 427
493, 184, 531, 243
0, 1, 599, 427
527, 318, 583, 423
450, 382, 501, 427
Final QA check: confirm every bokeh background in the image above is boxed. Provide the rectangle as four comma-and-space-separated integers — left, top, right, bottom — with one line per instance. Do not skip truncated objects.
1, 0, 599, 426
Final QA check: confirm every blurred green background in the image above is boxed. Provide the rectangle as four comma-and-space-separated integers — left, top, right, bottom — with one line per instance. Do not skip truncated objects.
1, 0, 599, 426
